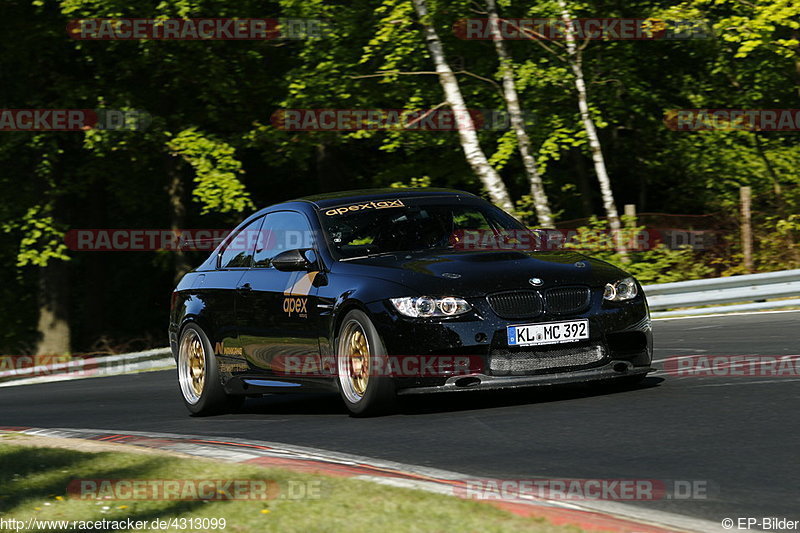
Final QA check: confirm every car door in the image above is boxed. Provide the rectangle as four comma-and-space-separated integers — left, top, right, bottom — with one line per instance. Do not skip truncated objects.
202, 215, 264, 375
236, 210, 323, 375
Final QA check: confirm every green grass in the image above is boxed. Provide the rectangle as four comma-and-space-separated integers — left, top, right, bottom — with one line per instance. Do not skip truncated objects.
0, 441, 584, 533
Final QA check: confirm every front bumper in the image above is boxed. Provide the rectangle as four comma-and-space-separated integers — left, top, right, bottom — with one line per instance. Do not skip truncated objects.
397, 360, 652, 395
365, 292, 653, 392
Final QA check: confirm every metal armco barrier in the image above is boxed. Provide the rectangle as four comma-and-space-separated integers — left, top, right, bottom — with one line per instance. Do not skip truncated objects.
0, 347, 173, 386
643, 269, 800, 318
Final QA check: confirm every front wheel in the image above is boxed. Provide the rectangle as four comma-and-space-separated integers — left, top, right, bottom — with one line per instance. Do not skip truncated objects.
335, 310, 396, 417
177, 323, 244, 416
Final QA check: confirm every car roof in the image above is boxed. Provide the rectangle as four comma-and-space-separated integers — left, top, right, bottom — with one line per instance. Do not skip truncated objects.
291, 188, 478, 209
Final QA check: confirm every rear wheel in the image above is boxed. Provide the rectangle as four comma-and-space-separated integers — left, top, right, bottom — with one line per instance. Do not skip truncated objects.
336, 310, 396, 416
177, 323, 244, 416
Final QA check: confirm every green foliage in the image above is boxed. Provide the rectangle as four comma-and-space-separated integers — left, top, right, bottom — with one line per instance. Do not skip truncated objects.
489, 130, 518, 170
665, 0, 800, 59
752, 214, 800, 273
390, 176, 432, 188
562, 217, 714, 284
513, 194, 553, 226
535, 118, 585, 175
361, 0, 419, 75
2, 206, 70, 268
167, 128, 254, 215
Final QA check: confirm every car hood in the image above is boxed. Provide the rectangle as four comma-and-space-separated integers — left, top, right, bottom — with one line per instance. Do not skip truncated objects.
336, 249, 628, 297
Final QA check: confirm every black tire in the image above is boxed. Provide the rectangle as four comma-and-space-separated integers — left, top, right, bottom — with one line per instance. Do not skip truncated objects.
177, 323, 244, 416
335, 310, 397, 416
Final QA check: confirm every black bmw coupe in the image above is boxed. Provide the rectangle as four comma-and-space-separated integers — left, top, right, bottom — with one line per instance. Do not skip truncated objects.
169, 188, 652, 416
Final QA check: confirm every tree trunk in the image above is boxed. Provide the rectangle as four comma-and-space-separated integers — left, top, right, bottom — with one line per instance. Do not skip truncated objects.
167, 156, 190, 283
558, 0, 626, 257
411, 0, 515, 213
571, 147, 593, 217
35, 261, 71, 356
486, 0, 554, 227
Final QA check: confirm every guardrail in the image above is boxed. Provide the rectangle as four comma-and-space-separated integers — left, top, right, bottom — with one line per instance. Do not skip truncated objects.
0, 347, 173, 387
3, 273, 798, 386
643, 269, 800, 318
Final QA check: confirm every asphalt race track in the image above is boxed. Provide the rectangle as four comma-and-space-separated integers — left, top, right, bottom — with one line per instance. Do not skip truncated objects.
2, 311, 798, 527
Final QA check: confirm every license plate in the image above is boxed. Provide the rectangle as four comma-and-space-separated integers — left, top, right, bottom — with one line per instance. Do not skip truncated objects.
507, 320, 589, 347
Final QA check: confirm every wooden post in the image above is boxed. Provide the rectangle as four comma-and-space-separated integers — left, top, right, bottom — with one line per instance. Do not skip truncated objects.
624, 204, 636, 226
740, 186, 753, 272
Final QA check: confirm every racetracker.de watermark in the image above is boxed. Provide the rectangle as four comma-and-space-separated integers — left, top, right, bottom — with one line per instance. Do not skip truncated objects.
270, 354, 484, 377
270, 108, 532, 131
63, 228, 716, 252
453, 18, 708, 40
454, 478, 713, 501
665, 109, 800, 131
67, 478, 323, 500
0, 355, 93, 380
67, 18, 332, 40
0, 109, 151, 131
664, 355, 800, 377
0, 354, 173, 381
452, 228, 716, 252
64, 229, 317, 252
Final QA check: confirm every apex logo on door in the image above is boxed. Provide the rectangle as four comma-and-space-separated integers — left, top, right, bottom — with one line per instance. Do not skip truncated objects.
283, 297, 308, 318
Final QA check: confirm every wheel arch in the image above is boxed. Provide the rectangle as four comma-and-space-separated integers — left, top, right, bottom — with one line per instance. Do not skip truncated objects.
330, 299, 372, 347
176, 314, 216, 360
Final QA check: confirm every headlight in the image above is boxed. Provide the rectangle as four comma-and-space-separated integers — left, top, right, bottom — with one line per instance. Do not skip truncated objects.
390, 296, 472, 317
604, 277, 639, 302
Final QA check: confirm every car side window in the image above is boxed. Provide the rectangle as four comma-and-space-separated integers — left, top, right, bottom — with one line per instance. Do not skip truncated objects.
218, 217, 264, 269
253, 211, 314, 268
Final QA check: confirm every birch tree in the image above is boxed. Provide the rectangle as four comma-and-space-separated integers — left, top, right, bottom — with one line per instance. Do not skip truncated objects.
558, 0, 627, 255
486, 0, 554, 228
411, 0, 515, 213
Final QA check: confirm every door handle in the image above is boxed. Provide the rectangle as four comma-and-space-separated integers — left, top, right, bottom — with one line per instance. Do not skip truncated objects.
237, 283, 252, 293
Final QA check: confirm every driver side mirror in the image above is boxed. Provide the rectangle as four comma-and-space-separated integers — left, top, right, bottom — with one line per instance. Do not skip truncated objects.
272, 249, 318, 272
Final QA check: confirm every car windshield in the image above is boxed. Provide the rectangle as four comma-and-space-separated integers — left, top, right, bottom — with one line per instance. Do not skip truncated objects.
319, 198, 529, 259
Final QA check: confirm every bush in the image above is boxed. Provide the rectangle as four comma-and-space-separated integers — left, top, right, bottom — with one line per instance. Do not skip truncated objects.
559, 217, 714, 285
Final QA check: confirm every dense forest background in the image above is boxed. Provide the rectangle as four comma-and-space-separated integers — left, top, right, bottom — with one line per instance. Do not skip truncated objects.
1, 0, 798, 355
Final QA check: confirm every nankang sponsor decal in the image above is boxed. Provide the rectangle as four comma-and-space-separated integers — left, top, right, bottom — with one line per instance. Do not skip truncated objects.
323, 199, 405, 216
214, 342, 243, 356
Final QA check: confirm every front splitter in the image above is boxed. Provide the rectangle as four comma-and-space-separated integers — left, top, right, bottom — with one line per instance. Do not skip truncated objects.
398, 361, 652, 395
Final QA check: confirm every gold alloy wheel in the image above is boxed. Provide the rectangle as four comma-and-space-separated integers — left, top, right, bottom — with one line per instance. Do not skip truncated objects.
338, 320, 371, 403
348, 327, 370, 396
178, 328, 206, 404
